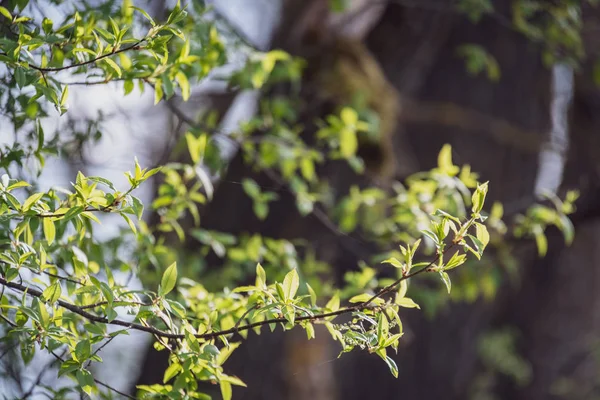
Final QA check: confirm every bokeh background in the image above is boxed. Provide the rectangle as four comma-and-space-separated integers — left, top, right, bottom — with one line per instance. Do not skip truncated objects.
2, 0, 600, 399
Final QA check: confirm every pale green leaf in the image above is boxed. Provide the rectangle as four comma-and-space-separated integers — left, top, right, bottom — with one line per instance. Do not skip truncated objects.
282, 268, 299, 300
160, 262, 177, 296
42, 218, 55, 245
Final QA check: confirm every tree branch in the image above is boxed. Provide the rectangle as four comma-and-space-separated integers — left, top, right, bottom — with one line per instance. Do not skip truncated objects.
0, 244, 449, 341
28, 39, 146, 73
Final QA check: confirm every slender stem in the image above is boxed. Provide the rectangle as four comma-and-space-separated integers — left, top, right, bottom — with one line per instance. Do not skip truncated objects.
48, 350, 137, 400
28, 39, 146, 73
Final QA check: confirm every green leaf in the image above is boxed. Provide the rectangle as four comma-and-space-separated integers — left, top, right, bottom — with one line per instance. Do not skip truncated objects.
60, 85, 69, 107
437, 144, 460, 176
42, 218, 55, 244
475, 222, 490, 249
305, 322, 315, 339
306, 282, 317, 307
348, 293, 384, 305
121, 213, 137, 234
103, 58, 122, 77
439, 271, 451, 293
382, 257, 404, 269
466, 234, 485, 259
471, 181, 489, 214
256, 263, 266, 287
7, 181, 30, 191
131, 6, 156, 25
377, 312, 389, 345
0, 6, 12, 20
42, 282, 61, 304
339, 128, 357, 158
185, 132, 208, 164
75, 339, 91, 362
558, 214, 575, 245
382, 355, 399, 378
221, 375, 247, 387
131, 196, 144, 219
340, 107, 358, 126
325, 292, 340, 312
4, 192, 21, 210
242, 179, 260, 199
216, 342, 241, 365
87, 176, 116, 190
22, 192, 44, 211
160, 262, 177, 296
283, 304, 295, 325
163, 362, 180, 383
176, 71, 190, 101
282, 268, 299, 300
124, 79, 134, 95
15, 67, 25, 89
84, 323, 105, 336
396, 297, 420, 309
154, 78, 163, 104
275, 282, 286, 301
220, 380, 232, 400
398, 280, 408, 299
444, 251, 467, 270
534, 229, 548, 257
261, 49, 288, 74
76, 369, 97, 396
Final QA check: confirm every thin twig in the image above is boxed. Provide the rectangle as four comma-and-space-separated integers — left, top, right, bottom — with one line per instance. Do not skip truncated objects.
41, 270, 83, 285
28, 39, 146, 73
48, 350, 137, 400
233, 303, 259, 333
84, 333, 119, 369
19, 355, 60, 400
79, 300, 150, 310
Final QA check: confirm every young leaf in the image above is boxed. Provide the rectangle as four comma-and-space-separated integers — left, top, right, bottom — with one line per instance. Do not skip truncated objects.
0, 6, 12, 20
220, 380, 232, 400
159, 262, 177, 296
275, 282, 286, 301
306, 282, 317, 307
282, 268, 299, 300
396, 297, 420, 309
475, 222, 490, 248
255, 263, 267, 288
398, 280, 408, 299
163, 362, 180, 383
103, 58, 122, 77
22, 193, 44, 211
382, 257, 404, 269
383, 355, 399, 378
42, 218, 55, 245
439, 271, 451, 293
325, 292, 340, 312
339, 128, 358, 158
471, 181, 489, 214
444, 251, 467, 270
42, 282, 61, 304
348, 293, 384, 305
534, 229, 548, 257
377, 312, 389, 345
437, 144, 460, 176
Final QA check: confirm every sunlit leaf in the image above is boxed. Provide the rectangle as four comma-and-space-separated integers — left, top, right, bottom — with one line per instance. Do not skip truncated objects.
160, 262, 177, 296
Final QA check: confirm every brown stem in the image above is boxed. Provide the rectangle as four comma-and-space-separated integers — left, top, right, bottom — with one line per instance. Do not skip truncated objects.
28, 39, 146, 73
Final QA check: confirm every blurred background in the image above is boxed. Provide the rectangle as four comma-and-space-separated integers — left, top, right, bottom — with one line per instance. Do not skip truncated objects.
3, 0, 600, 399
